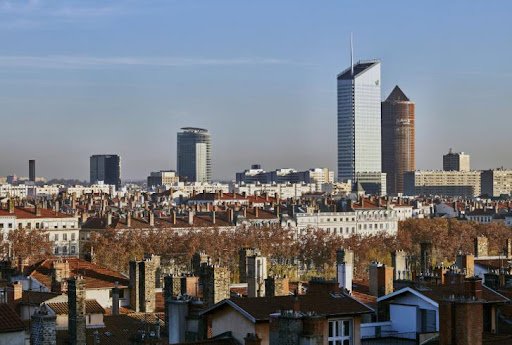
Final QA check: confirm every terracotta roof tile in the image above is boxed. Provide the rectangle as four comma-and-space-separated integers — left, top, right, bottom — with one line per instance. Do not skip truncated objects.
46, 299, 105, 315
28, 258, 129, 290
0, 303, 25, 333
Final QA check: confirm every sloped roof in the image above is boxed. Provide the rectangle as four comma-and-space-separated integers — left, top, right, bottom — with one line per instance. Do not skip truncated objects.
28, 258, 129, 290
47, 299, 105, 315
0, 303, 25, 333
201, 291, 372, 323
385, 85, 410, 102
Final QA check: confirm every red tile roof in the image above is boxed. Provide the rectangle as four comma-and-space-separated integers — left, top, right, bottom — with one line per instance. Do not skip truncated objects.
47, 299, 105, 315
28, 258, 129, 290
0, 207, 72, 219
0, 303, 25, 333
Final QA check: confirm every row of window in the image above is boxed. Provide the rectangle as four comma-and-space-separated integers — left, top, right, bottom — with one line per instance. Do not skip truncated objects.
53, 233, 77, 241
54, 245, 76, 255
0, 222, 76, 230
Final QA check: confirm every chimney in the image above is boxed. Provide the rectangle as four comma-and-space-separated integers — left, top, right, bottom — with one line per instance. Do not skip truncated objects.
505, 239, 512, 259
52, 260, 70, 293
126, 212, 131, 227
171, 210, 177, 225
112, 281, 120, 316
391, 250, 410, 281
336, 248, 354, 293
275, 205, 280, 218
212, 211, 216, 224
188, 211, 194, 225
228, 208, 235, 225
168, 297, 190, 344
455, 253, 475, 277
80, 212, 88, 226
420, 241, 433, 274
474, 236, 488, 257
129, 260, 141, 312
68, 276, 86, 345
467, 277, 483, 300
369, 262, 393, 297
107, 212, 112, 226
244, 333, 262, 345
201, 264, 230, 307
247, 255, 267, 298
31, 305, 57, 345
265, 276, 290, 297
8, 198, 14, 214
255, 207, 259, 217
149, 211, 155, 227
35, 203, 41, 217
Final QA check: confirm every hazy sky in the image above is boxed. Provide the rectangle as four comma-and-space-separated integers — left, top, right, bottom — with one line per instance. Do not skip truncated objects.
0, 1, 511, 181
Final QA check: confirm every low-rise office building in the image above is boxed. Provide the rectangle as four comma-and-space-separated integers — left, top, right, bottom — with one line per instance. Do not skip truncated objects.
404, 170, 481, 197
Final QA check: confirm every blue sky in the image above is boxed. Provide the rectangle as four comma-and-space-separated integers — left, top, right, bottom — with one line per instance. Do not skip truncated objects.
0, 0, 511, 180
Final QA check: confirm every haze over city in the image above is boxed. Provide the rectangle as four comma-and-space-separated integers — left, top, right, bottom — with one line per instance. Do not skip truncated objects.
0, 0, 511, 180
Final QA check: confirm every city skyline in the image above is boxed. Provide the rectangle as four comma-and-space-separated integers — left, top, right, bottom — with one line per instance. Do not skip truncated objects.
0, 1, 511, 180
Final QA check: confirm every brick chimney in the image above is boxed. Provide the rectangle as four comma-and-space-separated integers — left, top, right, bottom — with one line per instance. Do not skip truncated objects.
200, 264, 230, 307
68, 276, 86, 345
369, 262, 394, 297
505, 238, 512, 259
455, 253, 475, 277
439, 297, 483, 345
8, 198, 14, 214
35, 203, 41, 217
474, 236, 488, 257
265, 276, 290, 297
244, 333, 262, 345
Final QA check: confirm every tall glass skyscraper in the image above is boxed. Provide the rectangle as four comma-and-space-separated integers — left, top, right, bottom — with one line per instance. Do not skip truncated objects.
337, 60, 382, 183
90, 154, 121, 189
177, 127, 212, 182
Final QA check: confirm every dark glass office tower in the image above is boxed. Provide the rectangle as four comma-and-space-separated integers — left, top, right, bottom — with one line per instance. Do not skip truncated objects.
29, 160, 36, 182
177, 127, 212, 182
90, 154, 121, 188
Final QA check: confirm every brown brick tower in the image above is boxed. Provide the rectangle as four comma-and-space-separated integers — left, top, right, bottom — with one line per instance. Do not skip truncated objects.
381, 86, 415, 195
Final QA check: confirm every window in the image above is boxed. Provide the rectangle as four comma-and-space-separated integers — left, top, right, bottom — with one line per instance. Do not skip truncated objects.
63, 233, 68, 241
0, 223, 3, 228
71, 246, 76, 254
62, 246, 68, 254
54, 247, 59, 254
8, 223, 12, 228
54, 234, 59, 241
328, 319, 352, 345
27, 222, 31, 229
71, 233, 76, 241
36, 222, 40, 229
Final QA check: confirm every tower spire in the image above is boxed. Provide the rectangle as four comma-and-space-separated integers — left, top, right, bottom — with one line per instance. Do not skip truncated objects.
350, 32, 354, 76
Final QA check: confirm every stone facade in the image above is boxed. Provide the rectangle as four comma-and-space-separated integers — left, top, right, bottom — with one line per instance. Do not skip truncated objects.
474, 236, 489, 257
31, 306, 57, 345
265, 276, 290, 297
238, 248, 260, 283
200, 264, 230, 307
129, 258, 157, 313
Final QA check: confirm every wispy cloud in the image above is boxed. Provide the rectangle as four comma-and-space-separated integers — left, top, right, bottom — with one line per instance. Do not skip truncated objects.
0, 0, 125, 29
0, 55, 302, 69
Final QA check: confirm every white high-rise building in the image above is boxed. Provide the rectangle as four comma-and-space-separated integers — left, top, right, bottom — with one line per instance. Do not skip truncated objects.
177, 127, 212, 183
337, 60, 382, 184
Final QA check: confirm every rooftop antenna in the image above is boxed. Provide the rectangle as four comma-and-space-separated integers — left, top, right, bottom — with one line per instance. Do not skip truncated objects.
350, 32, 354, 76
